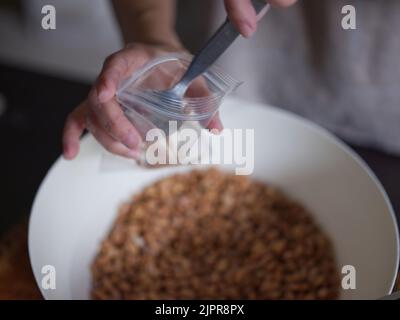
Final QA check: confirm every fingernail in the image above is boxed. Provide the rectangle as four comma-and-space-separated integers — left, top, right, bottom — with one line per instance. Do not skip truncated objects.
240, 22, 255, 38
63, 148, 73, 160
124, 132, 139, 150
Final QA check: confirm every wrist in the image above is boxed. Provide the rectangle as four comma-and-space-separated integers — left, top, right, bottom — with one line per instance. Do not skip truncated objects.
137, 33, 184, 52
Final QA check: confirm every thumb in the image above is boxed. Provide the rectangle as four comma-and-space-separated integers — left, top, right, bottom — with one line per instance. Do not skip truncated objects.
62, 101, 88, 160
224, 0, 258, 38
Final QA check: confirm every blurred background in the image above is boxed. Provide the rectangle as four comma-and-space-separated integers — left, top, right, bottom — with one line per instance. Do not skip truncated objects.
0, 0, 214, 234
0, 0, 217, 298
0, 0, 399, 298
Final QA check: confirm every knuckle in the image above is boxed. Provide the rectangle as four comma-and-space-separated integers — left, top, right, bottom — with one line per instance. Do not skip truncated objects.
104, 53, 118, 67
87, 87, 97, 102
104, 120, 113, 134
124, 43, 136, 50
97, 74, 108, 86
90, 99, 102, 112
104, 115, 123, 137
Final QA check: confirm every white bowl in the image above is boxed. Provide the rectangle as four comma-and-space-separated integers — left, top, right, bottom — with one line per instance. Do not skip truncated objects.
29, 97, 399, 299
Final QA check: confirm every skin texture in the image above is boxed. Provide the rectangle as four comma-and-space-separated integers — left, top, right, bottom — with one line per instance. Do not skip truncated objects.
224, 0, 298, 37
63, 0, 181, 160
64, 44, 167, 160
63, 0, 296, 160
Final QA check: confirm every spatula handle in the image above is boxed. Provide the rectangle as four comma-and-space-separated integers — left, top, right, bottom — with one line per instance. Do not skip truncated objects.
181, 0, 269, 85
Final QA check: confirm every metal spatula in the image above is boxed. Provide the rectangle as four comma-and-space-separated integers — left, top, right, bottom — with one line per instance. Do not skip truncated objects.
150, 0, 269, 104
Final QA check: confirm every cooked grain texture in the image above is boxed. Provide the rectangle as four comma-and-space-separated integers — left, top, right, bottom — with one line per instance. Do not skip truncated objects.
91, 168, 339, 300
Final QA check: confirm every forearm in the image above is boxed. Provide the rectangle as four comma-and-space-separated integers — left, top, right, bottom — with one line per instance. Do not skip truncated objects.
111, 0, 182, 49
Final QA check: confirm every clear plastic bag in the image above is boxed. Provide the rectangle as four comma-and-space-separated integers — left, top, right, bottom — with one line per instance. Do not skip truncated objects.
101, 52, 240, 170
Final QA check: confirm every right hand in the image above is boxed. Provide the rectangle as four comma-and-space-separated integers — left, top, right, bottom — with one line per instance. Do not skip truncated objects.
224, 0, 298, 38
63, 43, 223, 160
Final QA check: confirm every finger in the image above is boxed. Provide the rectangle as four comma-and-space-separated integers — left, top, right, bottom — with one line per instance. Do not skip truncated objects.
186, 76, 210, 98
186, 78, 223, 133
62, 101, 88, 160
90, 97, 141, 150
224, 0, 257, 38
207, 112, 224, 133
86, 111, 140, 159
268, 0, 297, 8
95, 51, 130, 103
94, 48, 150, 103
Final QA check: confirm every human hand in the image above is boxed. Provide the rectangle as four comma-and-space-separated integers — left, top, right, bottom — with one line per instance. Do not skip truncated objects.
224, 0, 297, 38
62, 43, 223, 160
